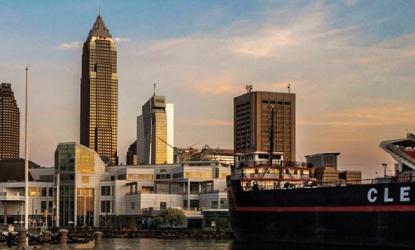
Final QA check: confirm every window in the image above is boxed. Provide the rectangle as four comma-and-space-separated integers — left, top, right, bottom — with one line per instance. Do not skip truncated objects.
220, 199, 228, 209
211, 201, 218, 209
48, 201, 53, 213
41, 188, 47, 197
41, 201, 47, 211
101, 186, 111, 196
48, 188, 53, 197
131, 202, 135, 210
101, 200, 111, 213
81, 176, 89, 184
160, 202, 167, 210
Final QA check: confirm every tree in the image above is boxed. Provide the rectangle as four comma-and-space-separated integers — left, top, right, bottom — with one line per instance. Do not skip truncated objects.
153, 208, 186, 228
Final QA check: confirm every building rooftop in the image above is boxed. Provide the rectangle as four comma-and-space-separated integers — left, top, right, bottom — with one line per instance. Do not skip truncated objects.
0, 158, 39, 182
88, 15, 112, 39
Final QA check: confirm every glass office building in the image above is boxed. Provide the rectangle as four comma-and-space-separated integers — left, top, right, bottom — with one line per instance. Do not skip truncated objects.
80, 15, 118, 165
54, 143, 105, 227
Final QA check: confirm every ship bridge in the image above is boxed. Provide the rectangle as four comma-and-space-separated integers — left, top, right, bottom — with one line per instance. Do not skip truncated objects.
380, 133, 415, 172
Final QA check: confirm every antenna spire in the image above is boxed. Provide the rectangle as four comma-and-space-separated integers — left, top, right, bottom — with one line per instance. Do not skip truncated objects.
153, 83, 156, 96
245, 84, 253, 93
287, 83, 291, 93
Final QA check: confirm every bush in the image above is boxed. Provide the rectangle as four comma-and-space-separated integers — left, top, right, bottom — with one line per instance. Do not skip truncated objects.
152, 208, 186, 228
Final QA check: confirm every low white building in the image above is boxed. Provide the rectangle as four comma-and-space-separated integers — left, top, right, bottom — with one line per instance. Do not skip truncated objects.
99, 161, 230, 227
0, 154, 230, 229
0, 166, 55, 228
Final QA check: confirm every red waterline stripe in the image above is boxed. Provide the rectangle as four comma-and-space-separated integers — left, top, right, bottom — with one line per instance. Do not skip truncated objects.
235, 204, 415, 213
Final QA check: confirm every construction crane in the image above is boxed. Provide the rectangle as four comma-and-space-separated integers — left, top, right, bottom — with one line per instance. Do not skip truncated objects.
199, 144, 220, 161
158, 137, 197, 163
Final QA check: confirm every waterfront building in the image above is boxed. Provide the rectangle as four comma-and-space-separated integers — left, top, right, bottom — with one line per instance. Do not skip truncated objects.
126, 140, 138, 165
55, 142, 106, 227
0, 83, 20, 160
0, 162, 54, 227
138, 95, 174, 165
100, 161, 229, 227
0, 156, 229, 229
80, 15, 119, 165
234, 91, 296, 162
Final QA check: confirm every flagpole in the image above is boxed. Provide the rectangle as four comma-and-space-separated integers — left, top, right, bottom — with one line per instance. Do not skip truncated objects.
24, 65, 29, 233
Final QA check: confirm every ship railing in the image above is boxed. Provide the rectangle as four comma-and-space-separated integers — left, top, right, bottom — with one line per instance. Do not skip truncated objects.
241, 176, 413, 191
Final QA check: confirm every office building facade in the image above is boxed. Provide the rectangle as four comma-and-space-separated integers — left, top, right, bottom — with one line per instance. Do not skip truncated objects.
166, 103, 174, 164
138, 96, 174, 165
234, 91, 296, 162
0, 83, 20, 160
80, 15, 118, 165
55, 142, 105, 227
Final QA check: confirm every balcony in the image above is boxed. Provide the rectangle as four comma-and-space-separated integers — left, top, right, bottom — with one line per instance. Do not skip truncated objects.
0, 192, 25, 201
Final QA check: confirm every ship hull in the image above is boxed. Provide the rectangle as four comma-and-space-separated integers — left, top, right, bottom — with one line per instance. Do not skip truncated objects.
227, 180, 415, 248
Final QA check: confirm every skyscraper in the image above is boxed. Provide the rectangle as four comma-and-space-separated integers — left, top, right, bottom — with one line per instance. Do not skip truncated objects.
0, 83, 20, 160
126, 140, 138, 165
166, 103, 174, 164
137, 95, 174, 165
80, 15, 118, 165
234, 91, 296, 162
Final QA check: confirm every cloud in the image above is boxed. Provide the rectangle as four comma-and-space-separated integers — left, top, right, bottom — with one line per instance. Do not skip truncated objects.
299, 102, 415, 128
58, 41, 81, 50
115, 37, 130, 43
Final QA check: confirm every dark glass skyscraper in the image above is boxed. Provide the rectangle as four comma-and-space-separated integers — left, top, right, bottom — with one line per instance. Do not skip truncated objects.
234, 91, 296, 162
0, 83, 20, 160
80, 15, 118, 165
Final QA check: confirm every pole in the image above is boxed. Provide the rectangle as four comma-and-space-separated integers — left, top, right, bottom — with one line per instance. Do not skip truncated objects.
56, 172, 60, 227
24, 65, 29, 234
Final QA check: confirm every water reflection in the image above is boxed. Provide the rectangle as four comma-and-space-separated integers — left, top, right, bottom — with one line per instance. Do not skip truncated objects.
95, 238, 230, 250
71, 239, 409, 250
231, 241, 406, 250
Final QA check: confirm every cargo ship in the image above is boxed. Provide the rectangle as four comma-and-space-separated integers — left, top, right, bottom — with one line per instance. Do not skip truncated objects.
227, 132, 415, 248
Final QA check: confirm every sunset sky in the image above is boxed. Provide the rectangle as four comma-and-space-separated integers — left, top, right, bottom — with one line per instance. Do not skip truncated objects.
1, 0, 415, 178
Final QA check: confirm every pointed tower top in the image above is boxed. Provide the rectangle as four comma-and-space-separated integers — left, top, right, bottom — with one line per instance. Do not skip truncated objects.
88, 15, 112, 39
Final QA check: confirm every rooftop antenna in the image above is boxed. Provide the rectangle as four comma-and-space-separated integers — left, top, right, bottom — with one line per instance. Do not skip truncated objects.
245, 84, 253, 93
153, 83, 156, 96
287, 83, 291, 93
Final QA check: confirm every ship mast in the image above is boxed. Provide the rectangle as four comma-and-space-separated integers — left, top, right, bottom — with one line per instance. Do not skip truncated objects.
269, 106, 274, 167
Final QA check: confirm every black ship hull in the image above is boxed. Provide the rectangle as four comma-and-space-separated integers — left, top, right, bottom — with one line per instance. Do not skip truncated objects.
227, 179, 415, 248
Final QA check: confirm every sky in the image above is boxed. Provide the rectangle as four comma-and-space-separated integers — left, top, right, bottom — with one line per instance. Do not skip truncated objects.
1, 0, 415, 178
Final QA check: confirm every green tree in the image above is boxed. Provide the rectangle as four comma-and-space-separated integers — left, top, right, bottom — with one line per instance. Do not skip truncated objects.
153, 208, 186, 228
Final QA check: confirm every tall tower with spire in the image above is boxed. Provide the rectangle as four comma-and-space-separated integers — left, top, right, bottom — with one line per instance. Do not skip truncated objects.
80, 15, 118, 165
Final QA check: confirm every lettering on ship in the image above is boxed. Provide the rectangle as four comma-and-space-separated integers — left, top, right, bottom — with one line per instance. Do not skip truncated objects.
367, 186, 411, 203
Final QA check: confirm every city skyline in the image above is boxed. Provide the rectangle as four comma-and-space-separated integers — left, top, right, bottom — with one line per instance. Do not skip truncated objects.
1, 1, 415, 178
